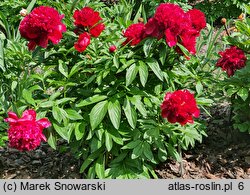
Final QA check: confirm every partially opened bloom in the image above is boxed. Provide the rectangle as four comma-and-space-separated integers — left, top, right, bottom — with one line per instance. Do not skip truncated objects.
4, 109, 51, 151
74, 32, 91, 52
216, 46, 247, 77
19, 6, 66, 50
123, 23, 145, 46
73, 7, 105, 37
161, 90, 200, 125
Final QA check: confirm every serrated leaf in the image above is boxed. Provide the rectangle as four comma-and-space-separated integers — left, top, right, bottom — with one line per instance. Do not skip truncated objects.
90, 100, 108, 130
138, 61, 148, 87
146, 58, 163, 81
58, 60, 68, 78
123, 98, 137, 129
126, 63, 138, 86
66, 109, 83, 120
76, 95, 107, 107
108, 100, 121, 129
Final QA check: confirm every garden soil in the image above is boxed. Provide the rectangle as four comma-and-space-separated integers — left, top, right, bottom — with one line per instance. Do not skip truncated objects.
0, 103, 249, 179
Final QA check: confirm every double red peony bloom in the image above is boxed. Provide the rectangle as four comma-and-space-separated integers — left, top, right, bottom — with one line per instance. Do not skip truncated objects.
123, 3, 206, 56
73, 7, 105, 52
4, 109, 51, 151
161, 90, 200, 125
216, 46, 247, 77
19, 6, 66, 50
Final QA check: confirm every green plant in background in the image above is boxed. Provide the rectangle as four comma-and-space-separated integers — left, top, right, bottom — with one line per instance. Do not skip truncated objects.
0, 0, 215, 178
218, 4, 250, 133
194, 0, 249, 23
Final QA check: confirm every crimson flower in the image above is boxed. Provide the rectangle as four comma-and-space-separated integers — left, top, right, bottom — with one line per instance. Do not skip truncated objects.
19, 6, 66, 50
161, 90, 200, 125
109, 45, 117, 53
74, 32, 91, 52
216, 46, 247, 77
4, 109, 51, 151
187, 9, 207, 32
73, 7, 105, 37
123, 23, 145, 46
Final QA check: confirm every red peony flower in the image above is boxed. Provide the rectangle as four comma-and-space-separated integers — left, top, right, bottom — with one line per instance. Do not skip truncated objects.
144, 17, 164, 39
187, 9, 206, 32
123, 23, 145, 46
161, 90, 200, 125
74, 32, 91, 52
109, 45, 117, 53
73, 7, 105, 37
216, 46, 247, 77
19, 6, 66, 50
154, 3, 188, 47
4, 109, 51, 151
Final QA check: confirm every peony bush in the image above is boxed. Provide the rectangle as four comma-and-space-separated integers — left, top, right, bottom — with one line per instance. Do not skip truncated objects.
0, 0, 233, 178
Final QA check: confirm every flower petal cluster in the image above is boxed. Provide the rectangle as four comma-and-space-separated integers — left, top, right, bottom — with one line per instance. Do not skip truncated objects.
123, 23, 145, 46
216, 46, 247, 77
161, 90, 200, 125
19, 6, 66, 50
73, 7, 105, 52
4, 109, 51, 151
122, 3, 206, 56
74, 32, 91, 53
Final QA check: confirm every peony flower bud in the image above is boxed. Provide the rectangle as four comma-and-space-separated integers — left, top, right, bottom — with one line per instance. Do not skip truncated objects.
109, 45, 117, 53
221, 18, 227, 25
20, 8, 28, 17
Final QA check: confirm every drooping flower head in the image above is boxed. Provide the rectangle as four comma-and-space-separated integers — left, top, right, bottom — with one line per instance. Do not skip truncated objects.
161, 90, 200, 125
19, 6, 66, 50
216, 46, 247, 77
4, 109, 51, 151
122, 23, 145, 46
73, 7, 105, 37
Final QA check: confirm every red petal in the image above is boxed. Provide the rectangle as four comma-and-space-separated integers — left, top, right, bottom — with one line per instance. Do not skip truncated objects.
37, 118, 51, 129
21, 109, 36, 121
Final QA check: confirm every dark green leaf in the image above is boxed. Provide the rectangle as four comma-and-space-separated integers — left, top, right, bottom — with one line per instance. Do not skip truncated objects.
66, 109, 83, 120
122, 140, 142, 149
95, 155, 105, 179
75, 122, 86, 140
76, 95, 107, 107
105, 131, 113, 152
90, 100, 108, 130
123, 98, 137, 129
146, 58, 163, 81
108, 100, 121, 129
138, 61, 148, 87
58, 60, 68, 78
126, 63, 138, 86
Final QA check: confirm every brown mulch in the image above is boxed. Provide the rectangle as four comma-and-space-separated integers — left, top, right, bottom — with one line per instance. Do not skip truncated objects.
0, 103, 250, 179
